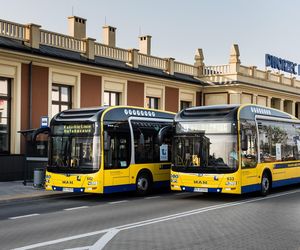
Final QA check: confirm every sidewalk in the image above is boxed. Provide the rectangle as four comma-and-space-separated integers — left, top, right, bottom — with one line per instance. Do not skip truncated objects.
0, 181, 64, 203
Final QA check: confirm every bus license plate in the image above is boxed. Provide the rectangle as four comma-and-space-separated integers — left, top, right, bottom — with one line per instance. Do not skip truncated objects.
63, 188, 74, 192
194, 188, 208, 192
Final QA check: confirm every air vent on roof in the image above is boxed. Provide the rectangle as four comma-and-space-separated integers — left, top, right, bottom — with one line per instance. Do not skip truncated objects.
55, 107, 105, 121
182, 106, 238, 118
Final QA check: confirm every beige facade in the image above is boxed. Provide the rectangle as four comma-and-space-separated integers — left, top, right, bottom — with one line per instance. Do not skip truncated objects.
1, 16, 300, 181
0, 16, 300, 158
201, 44, 300, 117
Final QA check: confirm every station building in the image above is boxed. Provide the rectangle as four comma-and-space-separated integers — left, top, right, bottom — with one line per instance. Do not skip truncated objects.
0, 16, 299, 180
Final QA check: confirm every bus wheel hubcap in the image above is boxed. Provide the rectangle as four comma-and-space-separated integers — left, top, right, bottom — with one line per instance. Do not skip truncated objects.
262, 177, 269, 191
138, 178, 148, 191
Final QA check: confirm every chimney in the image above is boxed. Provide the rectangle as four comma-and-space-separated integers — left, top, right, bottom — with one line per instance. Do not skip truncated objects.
103, 26, 116, 47
139, 35, 151, 55
68, 16, 86, 39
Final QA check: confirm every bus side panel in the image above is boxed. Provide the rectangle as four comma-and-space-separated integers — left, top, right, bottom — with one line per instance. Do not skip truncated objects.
102, 163, 170, 193
272, 161, 300, 188
241, 165, 261, 193
130, 163, 170, 187
103, 168, 134, 193
241, 162, 300, 193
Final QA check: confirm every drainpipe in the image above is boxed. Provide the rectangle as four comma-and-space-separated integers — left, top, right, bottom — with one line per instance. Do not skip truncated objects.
29, 62, 32, 129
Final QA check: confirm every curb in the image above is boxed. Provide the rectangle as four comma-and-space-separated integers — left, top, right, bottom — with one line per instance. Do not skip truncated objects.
0, 191, 84, 204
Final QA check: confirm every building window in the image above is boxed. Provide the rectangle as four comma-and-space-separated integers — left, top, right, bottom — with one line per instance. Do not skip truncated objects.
0, 78, 10, 154
104, 91, 120, 106
146, 96, 159, 109
180, 101, 191, 110
52, 84, 72, 117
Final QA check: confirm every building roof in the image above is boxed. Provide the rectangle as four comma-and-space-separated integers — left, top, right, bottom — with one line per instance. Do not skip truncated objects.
0, 36, 206, 86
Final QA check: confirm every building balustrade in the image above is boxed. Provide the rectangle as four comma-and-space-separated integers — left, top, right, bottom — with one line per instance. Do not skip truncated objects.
94, 42, 129, 62
174, 62, 196, 75
0, 18, 300, 84
203, 63, 300, 88
203, 65, 231, 75
40, 29, 86, 53
0, 19, 25, 40
138, 53, 167, 70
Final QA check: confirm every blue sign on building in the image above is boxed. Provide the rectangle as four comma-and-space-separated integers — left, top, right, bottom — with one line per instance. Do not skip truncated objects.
40, 116, 49, 128
265, 54, 299, 75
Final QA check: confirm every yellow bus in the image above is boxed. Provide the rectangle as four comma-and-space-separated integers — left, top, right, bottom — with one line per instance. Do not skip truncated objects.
44, 106, 174, 195
171, 104, 300, 195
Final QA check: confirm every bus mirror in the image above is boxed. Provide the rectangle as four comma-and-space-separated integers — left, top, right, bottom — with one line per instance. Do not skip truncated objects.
241, 131, 248, 151
158, 125, 172, 146
104, 131, 110, 151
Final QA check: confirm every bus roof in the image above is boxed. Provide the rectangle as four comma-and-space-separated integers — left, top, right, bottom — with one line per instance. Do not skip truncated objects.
175, 104, 295, 122
51, 106, 175, 124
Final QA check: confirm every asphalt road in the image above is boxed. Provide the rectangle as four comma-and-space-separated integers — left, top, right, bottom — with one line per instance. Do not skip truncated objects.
0, 185, 299, 250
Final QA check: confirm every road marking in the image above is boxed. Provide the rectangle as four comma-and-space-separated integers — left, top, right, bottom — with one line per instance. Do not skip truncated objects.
64, 247, 89, 250
64, 206, 89, 211
144, 196, 161, 199
108, 200, 128, 204
63, 229, 120, 250
9, 213, 40, 220
14, 189, 300, 250
89, 228, 120, 250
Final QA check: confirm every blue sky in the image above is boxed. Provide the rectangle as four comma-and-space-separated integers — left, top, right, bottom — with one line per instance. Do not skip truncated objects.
1, 0, 299, 69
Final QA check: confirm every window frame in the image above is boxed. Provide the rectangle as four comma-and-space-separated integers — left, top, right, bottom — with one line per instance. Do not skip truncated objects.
103, 91, 120, 106
180, 100, 192, 110
146, 96, 159, 109
0, 77, 11, 155
51, 84, 72, 117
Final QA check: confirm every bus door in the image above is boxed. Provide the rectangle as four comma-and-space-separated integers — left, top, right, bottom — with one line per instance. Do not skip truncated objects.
103, 122, 132, 192
240, 120, 259, 193
130, 119, 172, 182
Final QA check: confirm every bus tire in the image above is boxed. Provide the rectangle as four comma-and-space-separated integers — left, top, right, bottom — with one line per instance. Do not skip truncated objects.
260, 171, 271, 196
136, 172, 152, 196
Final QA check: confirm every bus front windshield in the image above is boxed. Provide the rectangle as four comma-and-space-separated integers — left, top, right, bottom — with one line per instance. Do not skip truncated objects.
173, 121, 238, 173
48, 123, 100, 173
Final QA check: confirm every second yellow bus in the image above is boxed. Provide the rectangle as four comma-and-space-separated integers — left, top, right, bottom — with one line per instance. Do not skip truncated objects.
171, 104, 300, 195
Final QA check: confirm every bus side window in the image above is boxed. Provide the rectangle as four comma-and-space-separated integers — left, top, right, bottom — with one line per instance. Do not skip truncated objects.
104, 123, 131, 169
294, 125, 300, 160
241, 120, 258, 168
133, 122, 172, 164
133, 123, 155, 164
258, 120, 296, 162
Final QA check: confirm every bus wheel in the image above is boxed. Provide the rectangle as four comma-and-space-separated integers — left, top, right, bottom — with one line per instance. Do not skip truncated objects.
260, 172, 271, 196
136, 172, 152, 196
